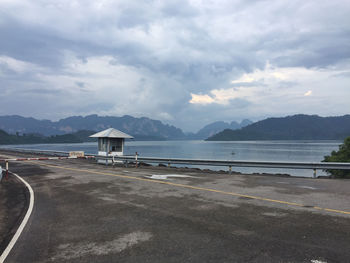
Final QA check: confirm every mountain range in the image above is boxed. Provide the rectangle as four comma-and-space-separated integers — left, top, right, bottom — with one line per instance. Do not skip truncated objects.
207, 114, 350, 141
0, 129, 90, 144
186, 120, 252, 139
1, 114, 349, 143
0, 115, 251, 141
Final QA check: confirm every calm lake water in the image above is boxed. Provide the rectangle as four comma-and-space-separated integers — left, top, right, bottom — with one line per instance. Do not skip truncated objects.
2, 140, 341, 177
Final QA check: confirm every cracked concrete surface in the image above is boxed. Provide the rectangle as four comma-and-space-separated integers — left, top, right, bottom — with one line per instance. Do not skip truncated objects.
51, 231, 152, 260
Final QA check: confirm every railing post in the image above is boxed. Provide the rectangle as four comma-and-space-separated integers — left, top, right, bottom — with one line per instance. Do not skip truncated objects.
135, 152, 138, 168
313, 169, 317, 178
229, 165, 232, 175
6, 161, 9, 180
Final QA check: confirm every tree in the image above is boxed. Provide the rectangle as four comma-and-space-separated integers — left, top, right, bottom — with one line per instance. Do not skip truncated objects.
323, 136, 350, 178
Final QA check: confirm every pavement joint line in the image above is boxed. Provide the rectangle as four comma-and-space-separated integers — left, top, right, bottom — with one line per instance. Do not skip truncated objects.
0, 172, 35, 263
31, 161, 350, 216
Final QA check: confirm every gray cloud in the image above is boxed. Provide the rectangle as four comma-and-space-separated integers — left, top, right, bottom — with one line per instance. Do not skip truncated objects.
0, 0, 349, 131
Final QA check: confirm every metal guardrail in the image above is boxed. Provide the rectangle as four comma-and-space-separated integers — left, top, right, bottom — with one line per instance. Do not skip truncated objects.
0, 147, 70, 156
95, 154, 350, 178
0, 147, 96, 180
107, 155, 350, 170
0, 147, 95, 157
1, 147, 349, 178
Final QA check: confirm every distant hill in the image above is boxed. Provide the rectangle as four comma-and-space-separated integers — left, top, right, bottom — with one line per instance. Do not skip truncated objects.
0, 115, 185, 140
0, 129, 84, 144
207, 115, 350, 141
190, 119, 253, 139
68, 130, 96, 142
0, 116, 55, 136
0, 115, 254, 141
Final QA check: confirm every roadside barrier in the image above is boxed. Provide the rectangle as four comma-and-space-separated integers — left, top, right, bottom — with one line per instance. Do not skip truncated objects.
104, 154, 350, 178
0, 155, 95, 181
0, 161, 10, 180
1, 148, 349, 178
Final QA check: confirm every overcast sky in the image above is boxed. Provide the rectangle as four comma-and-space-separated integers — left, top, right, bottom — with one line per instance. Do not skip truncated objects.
0, 0, 349, 132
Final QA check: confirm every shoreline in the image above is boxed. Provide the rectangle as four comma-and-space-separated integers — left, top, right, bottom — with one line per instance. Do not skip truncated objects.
0, 140, 340, 179
0, 148, 333, 179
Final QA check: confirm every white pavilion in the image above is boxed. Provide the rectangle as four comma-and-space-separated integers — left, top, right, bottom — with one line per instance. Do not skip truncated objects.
90, 128, 133, 157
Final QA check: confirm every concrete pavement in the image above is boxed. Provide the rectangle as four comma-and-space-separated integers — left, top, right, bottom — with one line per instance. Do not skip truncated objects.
1, 151, 350, 262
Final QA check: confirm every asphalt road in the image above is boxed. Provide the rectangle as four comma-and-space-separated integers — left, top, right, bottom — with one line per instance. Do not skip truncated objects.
1, 151, 350, 262
0, 173, 28, 256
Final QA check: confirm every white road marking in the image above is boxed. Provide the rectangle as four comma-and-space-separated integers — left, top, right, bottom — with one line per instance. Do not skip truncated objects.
0, 172, 35, 263
147, 174, 193, 180
299, 185, 317, 190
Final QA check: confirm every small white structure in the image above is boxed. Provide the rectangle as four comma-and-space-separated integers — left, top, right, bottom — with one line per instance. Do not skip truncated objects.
90, 128, 133, 157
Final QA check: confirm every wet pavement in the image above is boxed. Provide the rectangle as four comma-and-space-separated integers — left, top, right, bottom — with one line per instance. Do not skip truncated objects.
1, 150, 350, 262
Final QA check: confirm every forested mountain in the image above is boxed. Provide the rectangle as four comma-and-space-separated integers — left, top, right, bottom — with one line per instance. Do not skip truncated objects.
0, 115, 253, 141
207, 115, 350, 141
193, 119, 252, 139
0, 115, 185, 140
3, 114, 348, 142
0, 129, 87, 144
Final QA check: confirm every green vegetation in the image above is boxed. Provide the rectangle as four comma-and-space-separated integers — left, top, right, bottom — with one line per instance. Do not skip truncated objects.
323, 137, 350, 178
0, 129, 96, 145
0, 114, 185, 139
207, 114, 350, 141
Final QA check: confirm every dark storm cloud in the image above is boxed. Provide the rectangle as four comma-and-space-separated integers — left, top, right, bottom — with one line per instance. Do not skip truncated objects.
270, 30, 350, 68
0, 18, 65, 69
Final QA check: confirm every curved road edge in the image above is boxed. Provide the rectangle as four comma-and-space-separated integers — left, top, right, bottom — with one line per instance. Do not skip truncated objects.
0, 172, 34, 263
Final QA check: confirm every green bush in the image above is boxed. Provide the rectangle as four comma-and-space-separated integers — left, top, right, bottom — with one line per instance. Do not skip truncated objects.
323, 136, 350, 178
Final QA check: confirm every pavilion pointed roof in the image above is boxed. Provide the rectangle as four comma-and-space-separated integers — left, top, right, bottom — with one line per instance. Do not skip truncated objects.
89, 128, 133, 139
